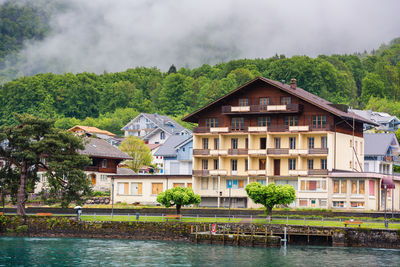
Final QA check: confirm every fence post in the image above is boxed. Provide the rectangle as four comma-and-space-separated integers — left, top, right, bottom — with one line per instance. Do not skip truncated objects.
197, 214, 199, 222
251, 215, 253, 221
145, 213, 147, 222
339, 218, 341, 227
233, 215, 235, 222
322, 216, 324, 227
128, 213, 129, 222
162, 214, 164, 222
304, 217, 306, 226
93, 213, 96, 222
286, 216, 288, 226
215, 215, 217, 223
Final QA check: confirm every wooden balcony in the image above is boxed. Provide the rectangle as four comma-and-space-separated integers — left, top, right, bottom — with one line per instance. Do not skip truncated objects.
222, 103, 302, 114
308, 169, 329, 175
193, 170, 209, 176
85, 166, 99, 172
228, 149, 248, 155
229, 126, 248, 132
289, 125, 309, 132
288, 170, 308, 176
193, 149, 210, 156
210, 149, 228, 156
267, 125, 289, 132
267, 148, 289, 155
248, 126, 268, 132
193, 127, 229, 133
309, 148, 329, 155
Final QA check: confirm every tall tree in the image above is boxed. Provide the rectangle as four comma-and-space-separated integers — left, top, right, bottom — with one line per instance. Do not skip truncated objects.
119, 136, 153, 173
0, 114, 91, 215
245, 182, 296, 219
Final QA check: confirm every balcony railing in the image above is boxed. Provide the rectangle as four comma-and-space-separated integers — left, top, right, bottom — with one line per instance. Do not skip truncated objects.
248, 126, 268, 132
267, 125, 289, 132
289, 149, 308, 155
222, 103, 302, 114
308, 169, 329, 175
228, 149, 248, 155
309, 148, 329, 154
193, 127, 229, 133
85, 166, 99, 172
267, 148, 289, 155
288, 170, 308, 176
209, 169, 228, 175
248, 170, 266, 176
210, 149, 228, 156
229, 126, 249, 132
193, 149, 210, 156
248, 149, 267, 155
193, 170, 209, 176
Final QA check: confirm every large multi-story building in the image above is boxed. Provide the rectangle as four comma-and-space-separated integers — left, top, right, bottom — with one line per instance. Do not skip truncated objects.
182, 77, 390, 209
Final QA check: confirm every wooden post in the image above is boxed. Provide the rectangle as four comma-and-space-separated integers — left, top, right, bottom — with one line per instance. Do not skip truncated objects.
203, 224, 206, 232
264, 227, 268, 247
223, 227, 225, 245
307, 227, 310, 244
236, 227, 240, 246
251, 229, 254, 247
191, 225, 193, 234
195, 225, 198, 244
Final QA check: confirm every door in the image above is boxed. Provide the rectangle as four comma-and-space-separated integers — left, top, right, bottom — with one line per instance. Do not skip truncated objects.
259, 159, 266, 170
274, 159, 280, 176
91, 174, 96, 186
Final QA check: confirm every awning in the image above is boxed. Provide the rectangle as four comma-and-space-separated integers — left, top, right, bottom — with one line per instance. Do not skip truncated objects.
381, 177, 395, 189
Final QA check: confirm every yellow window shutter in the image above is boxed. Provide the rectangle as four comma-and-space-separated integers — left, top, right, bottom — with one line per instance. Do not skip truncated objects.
124, 183, 129, 194
138, 183, 142, 195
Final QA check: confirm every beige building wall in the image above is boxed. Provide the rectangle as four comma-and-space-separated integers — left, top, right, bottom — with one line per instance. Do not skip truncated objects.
334, 133, 364, 172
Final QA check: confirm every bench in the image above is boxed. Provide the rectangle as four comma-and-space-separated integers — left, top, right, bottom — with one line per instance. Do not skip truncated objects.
344, 220, 363, 227
165, 215, 182, 222
36, 213, 53, 216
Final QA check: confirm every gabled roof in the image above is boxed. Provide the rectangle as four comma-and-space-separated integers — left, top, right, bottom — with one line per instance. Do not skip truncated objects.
350, 109, 400, 125
117, 167, 136, 175
364, 133, 400, 156
80, 138, 131, 160
182, 77, 377, 125
69, 125, 116, 137
147, 143, 162, 151
122, 113, 192, 135
154, 135, 191, 157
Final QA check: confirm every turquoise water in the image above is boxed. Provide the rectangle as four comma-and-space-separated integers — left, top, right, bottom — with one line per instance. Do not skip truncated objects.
0, 237, 400, 266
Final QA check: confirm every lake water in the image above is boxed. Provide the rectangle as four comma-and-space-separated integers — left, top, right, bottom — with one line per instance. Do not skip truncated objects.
1, 237, 400, 266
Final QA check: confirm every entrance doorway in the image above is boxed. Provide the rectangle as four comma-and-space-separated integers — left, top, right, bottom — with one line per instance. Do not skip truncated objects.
90, 174, 96, 186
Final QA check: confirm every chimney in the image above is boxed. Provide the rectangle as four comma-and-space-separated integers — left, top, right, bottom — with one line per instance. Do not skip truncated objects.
290, 78, 296, 89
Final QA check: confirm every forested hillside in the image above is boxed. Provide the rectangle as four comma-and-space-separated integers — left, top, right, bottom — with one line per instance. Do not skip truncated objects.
0, 2, 399, 136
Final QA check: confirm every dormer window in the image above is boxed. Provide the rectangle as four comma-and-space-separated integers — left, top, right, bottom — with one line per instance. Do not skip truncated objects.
160, 131, 166, 140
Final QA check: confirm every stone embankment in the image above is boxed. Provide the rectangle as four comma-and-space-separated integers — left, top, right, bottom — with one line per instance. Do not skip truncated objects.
0, 216, 399, 249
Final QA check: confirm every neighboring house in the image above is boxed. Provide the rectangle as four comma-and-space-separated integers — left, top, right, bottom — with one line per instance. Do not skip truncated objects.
182, 76, 397, 211
68, 125, 121, 146
36, 138, 132, 193
364, 133, 400, 174
154, 135, 193, 175
147, 143, 163, 174
121, 113, 192, 144
109, 174, 193, 205
349, 109, 400, 132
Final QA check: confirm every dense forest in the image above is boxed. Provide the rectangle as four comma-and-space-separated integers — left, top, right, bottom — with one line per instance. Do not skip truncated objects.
0, 1, 399, 136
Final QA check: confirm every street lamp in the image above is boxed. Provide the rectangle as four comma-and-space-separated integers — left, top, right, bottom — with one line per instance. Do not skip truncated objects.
111, 178, 114, 220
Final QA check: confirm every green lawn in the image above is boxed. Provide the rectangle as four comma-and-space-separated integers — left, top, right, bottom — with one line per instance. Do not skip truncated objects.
80, 215, 242, 223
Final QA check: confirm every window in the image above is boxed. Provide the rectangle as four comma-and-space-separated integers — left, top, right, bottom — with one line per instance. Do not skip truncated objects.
100, 175, 108, 181
259, 97, 269, 105
239, 98, 248, 106
319, 199, 327, 207
118, 182, 129, 195
152, 183, 163, 195
308, 138, 314, 149
300, 180, 326, 191
214, 138, 219, 149
351, 180, 365, 195
257, 179, 266, 185
160, 131, 166, 140
258, 117, 270, 126
226, 179, 246, 189
102, 159, 107, 168
245, 138, 248, 149
231, 159, 237, 171
308, 159, 314, 170
321, 137, 327, 148
173, 183, 184, 188
369, 180, 375, 196
333, 201, 346, 208
202, 138, 209, 149
274, 138, 281, 149
214, 159, 219, 170
275, 179, 298, 189
349, 139, 353, 148
202, 159, 208, 170
231, 138, 238, 149
206, 118, 218, 128
259, 159, 266, 170
201, 177, 208, 190
321, 159, 327, 169
245, 159, 248, 171
131, 182, 142, 195
231, 117, 244, 130
289, 137, 296, 149
285, 116, 298, 126
281, 96, 291, 105
299, 199, 308, 207
288, 159, 296, 170
212, 177, 218, 190
351, 202, 364, 208
333, 180, 347, 194
187, 183, 192, 188
312, 115, 326, 128
260, 138, 266, 149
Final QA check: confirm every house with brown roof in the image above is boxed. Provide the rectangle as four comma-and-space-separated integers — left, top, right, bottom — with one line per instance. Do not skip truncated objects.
182, 76, 397, 211
35, 137, 132, 193
69, 125, 116, 138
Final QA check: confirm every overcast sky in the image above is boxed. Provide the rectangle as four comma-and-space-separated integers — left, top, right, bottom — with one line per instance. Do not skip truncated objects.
13, 0, 400, 75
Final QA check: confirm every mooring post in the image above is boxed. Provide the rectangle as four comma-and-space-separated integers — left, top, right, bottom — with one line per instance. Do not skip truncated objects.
236, 227, 240, 246
307, 227, 310, 244
251, 228, 254, 247
191, 225, 193, 234
222, 227, 225, 245
264, 226, 268, 247
195, 225, 198, 244
286, 216, 288, 226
